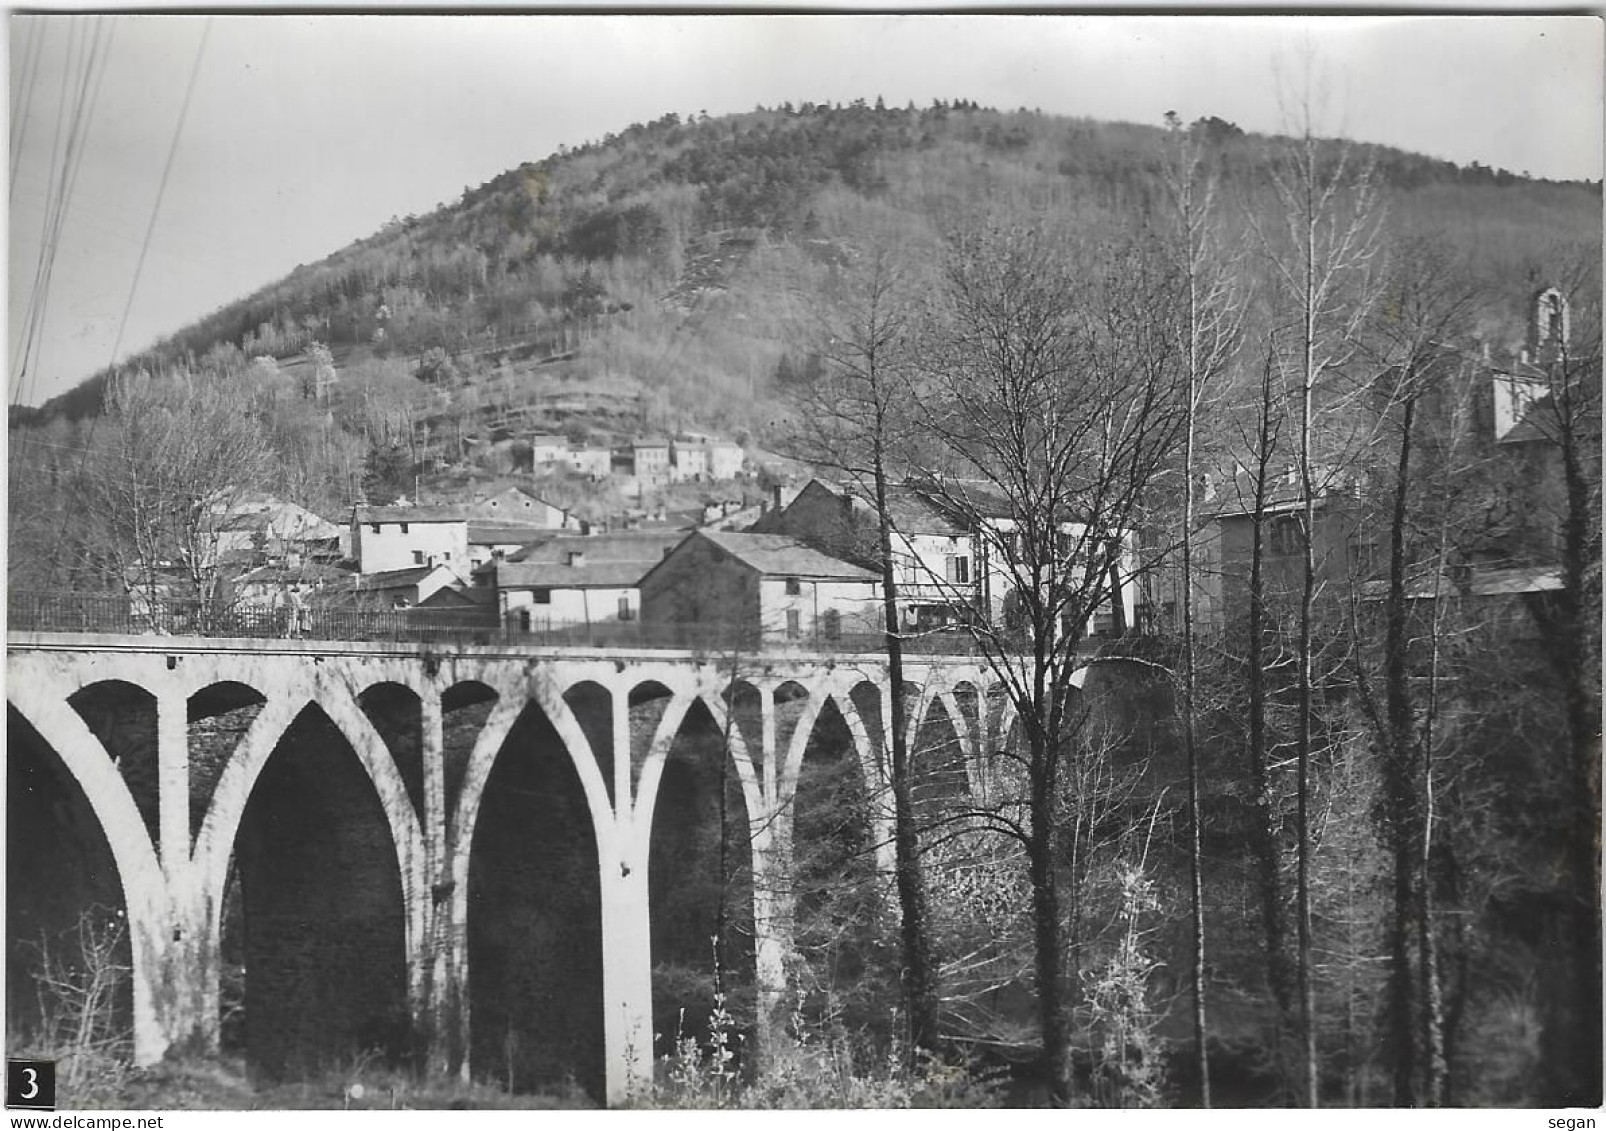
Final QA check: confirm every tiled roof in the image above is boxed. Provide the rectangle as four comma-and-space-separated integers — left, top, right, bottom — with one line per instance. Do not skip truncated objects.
332, 565, 447, 591
469, 522, 554, 544
497, 532, 685, 589
696, 530, 878, 581
354, 505, 468, 524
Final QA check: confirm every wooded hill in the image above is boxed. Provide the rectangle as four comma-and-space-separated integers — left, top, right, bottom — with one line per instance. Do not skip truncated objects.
15, 100, 1601, 452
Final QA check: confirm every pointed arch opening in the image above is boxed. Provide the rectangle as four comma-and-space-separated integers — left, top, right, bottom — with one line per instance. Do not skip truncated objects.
562, 681, 615, 807
647, 697, 755, 1063
356, 682, 425, 821
626, 679, 675, 795
6, 706, 134, 1051
466, 699, 603, 1100
188, 682, 266, 846
792, 695, 890, 1035
913, 691, 970, 826
441, 680, 498, 844
68, 681, 158, 848
224, 703, 409, 1078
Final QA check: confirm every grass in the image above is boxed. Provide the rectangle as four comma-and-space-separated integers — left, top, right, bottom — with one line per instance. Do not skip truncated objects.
61, 1053, 597, 1111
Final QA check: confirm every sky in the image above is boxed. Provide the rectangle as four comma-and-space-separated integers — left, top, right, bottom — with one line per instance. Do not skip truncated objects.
8, 13, 1603, 408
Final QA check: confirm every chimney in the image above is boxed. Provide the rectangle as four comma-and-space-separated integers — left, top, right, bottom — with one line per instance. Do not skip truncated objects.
567, 550, 586, 568
772, 483, 784, 513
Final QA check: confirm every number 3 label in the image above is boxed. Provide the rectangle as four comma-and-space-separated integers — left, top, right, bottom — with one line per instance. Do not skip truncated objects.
6, 1059, 55, 1110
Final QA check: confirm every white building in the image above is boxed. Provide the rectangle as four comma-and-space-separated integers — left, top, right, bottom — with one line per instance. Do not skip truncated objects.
351, 505, 470, 577
494, 531, 684, 632
706, 439, 744, 481
670, 440, 709, 482
567, 445, 613, 480
530, 434, 570, 467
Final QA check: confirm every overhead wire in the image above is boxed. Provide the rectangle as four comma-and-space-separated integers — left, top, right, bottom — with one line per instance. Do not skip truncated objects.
107, 17, 211, 373
17, 19, 114, 408
9, 18, 46, 189
11, 20, 78, 391
44, 18, 212, 584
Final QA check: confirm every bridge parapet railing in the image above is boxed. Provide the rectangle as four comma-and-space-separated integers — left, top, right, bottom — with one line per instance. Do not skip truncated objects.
5, 591, 986, 657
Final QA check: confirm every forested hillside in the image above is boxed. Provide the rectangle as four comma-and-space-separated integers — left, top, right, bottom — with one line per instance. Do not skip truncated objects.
14, 100, 1600, 446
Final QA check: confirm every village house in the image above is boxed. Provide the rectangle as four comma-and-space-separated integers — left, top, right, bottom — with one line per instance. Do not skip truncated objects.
467, 486, 577, 530
670, 439, 709, 482
319, 562, 465, 609
640, 529, 882, 648
468, 522, 556, 571
566, 444, 613, 480
494, 530, 684, 633
757, 478, 1139, 640
1195, 288, 1589, 635
631, 438, 672, 485
207, 492, 343, 568
705, 438, 744, 480
350, 504, 469, 577
529, 434, 570, 468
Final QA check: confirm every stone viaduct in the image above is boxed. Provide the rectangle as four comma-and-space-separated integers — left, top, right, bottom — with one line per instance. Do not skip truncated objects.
7, 630, 1046, 1104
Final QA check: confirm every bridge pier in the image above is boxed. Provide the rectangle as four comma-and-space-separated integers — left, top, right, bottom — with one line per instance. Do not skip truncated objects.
416, 685, 454, 1077
597, 814, 654, 1105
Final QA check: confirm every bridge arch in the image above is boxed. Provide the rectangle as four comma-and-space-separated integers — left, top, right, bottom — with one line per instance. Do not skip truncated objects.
6, 690, 168, 1063
456, 683, 608, 1096
194, 686, 425, 954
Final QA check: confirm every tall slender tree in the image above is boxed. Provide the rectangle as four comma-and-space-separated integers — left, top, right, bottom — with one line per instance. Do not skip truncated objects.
1346, 239, 1480, 1106
1248, 74, 1385, 1103
1162, 114, 1244, 1107
785, 243, 943, 1056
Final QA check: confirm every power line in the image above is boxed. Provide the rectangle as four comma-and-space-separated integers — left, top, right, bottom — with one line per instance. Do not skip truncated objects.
17, 19, 114, 408
107, 17, 211, 374
9, 19, 46, 188
12, 21, 85, 401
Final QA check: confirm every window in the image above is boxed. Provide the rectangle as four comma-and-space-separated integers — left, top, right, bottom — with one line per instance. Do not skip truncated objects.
400, 522, 409, 534
946, 556, 970, 584
785, 577, 801, 596
618, 595, 634, 621
412, 551, 425, 565
519, 609, 532, 632
532, 588, 551, 605
822, 608, 842, 640
371, 523, 381, 534
1270, 516, 1303, 556
786, 609, 801, 639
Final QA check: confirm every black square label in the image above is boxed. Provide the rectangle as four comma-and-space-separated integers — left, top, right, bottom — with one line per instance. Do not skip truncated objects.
6, 1058, 55, 1110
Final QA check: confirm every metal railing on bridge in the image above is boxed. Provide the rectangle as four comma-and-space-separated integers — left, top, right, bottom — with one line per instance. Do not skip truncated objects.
5, 591, 984, 657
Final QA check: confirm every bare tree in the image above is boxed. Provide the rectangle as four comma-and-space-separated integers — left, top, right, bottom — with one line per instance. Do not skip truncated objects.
785, 242, 943, 1056
1516, 260, 1603, 1106
84, 369, 274, 624
907, 219, 1189, 1104
1161, 113, 1245, 1107
1247, 74, 1386, 1104
1345, 238, 1481, 1106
